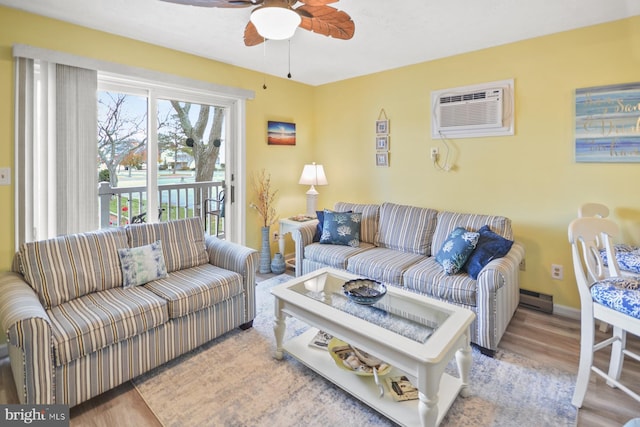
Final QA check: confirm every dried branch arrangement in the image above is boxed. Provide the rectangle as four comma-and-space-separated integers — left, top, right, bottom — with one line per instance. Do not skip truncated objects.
250, 169, 278, 227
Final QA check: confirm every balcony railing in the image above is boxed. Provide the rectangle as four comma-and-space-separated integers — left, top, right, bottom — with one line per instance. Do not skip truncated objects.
98, 180, 224, 235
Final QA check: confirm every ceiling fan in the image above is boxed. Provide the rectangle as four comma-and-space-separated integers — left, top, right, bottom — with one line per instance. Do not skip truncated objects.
159, 0, 355, 46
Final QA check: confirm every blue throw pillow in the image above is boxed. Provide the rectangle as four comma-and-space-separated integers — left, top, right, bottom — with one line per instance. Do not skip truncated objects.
118, 240, 168, 287
464, 225, 514, 279
314, 209, 352, 242
435, 227, 480, 275
319, 211, 362, 247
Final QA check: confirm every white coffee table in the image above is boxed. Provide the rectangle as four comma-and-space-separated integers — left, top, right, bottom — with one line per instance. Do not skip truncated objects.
271, 267, 475, 427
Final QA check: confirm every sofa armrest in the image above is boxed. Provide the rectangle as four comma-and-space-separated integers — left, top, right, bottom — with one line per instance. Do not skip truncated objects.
0, 272, 54, 404
475, 241, 525, 351
205, 236, 259, 321
476, 241, 525, 292
291, 220, 319, 276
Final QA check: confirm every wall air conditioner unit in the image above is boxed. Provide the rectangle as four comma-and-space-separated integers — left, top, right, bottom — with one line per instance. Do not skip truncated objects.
431, 79, 514, 139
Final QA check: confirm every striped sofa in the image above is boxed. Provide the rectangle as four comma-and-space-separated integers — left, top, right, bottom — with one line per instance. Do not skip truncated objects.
0, 217, 258, 407
292, 202, 525, 355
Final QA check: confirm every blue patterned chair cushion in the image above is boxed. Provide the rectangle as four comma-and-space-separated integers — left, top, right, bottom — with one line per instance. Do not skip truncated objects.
591, 276, 640, 319
600, 244, 640, 274
118, 240, 168, 287
320, 211, 362, 247
435, 227, 480, 275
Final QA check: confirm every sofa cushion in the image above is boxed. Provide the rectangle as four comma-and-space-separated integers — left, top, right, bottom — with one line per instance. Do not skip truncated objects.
118, 240, 168, 287
304, 242, 375, 270
320, 211, 362, 247
20, 227, 129, 308
402, 257, 479, 306
144, 264, 245, 318
432, 211, 512, 258
47, 286, 169, 366
435, 227, 480, 275
346, 247, 425, 285
464, 225, 514, 279
376, 203, 439, 256
126, 217, 208, 273
314, 209, 352, 242
334, 202, 380, 245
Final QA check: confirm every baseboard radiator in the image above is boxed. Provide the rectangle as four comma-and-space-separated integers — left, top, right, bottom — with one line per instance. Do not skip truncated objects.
519, 289, 553, 314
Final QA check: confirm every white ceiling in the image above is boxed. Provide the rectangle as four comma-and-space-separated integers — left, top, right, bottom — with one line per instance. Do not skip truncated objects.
2, 0, 639, 86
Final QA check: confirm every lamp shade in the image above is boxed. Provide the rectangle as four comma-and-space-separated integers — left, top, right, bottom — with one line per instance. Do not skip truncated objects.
298, 163, 328, 186
250, 5, 301, 41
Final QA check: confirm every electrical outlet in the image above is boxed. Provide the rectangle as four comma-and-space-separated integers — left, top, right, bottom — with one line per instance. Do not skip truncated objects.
0, 168, 10, 185
430, 147, 439, 161
519, 259, 526, 271
273, 232, 279, 242
551, 264, 563, 280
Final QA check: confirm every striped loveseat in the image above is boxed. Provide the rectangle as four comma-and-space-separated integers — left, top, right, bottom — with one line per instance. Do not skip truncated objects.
292, 202, 525, 355
0, 217, 258, 406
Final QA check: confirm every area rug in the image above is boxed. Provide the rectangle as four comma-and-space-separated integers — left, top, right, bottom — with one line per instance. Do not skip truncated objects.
133, 274, 577, 427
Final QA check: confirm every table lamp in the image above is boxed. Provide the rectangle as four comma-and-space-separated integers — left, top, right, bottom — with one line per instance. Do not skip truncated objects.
298, 162, 328, 217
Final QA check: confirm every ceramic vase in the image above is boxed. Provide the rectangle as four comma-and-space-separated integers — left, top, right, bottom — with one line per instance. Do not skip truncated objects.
271, 252, 286, 274
259, 226, 271, 274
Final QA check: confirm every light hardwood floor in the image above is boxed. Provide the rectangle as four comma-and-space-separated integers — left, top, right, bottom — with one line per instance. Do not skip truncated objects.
1, 272, 638, 426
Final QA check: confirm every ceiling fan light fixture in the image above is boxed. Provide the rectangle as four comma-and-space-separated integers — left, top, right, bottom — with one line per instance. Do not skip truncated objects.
250, 5, 301, 41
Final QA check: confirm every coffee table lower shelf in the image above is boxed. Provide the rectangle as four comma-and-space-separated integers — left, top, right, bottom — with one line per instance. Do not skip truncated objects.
282, 328, 463, 427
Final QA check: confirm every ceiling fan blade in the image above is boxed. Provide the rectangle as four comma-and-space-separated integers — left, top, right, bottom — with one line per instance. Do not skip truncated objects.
159, 0, 262, 8
243, 21, 265, 46
297, 5, 354, 40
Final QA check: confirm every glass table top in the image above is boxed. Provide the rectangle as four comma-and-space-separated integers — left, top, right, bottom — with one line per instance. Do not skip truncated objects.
287, 271, 450, 344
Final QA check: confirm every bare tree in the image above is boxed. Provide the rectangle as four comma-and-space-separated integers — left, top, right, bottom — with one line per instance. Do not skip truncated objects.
97, 93, 146, 187
170, 101, 224, 182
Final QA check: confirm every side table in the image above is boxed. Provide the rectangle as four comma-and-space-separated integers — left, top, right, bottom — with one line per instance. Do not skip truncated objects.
278, 217, 317, 276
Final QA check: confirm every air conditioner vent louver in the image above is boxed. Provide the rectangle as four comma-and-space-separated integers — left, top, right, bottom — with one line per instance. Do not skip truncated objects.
437, 88, 502, 131
431, 79, 514, 139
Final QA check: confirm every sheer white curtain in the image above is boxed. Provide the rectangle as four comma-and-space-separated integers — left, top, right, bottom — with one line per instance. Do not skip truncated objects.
15, 57, 97, 245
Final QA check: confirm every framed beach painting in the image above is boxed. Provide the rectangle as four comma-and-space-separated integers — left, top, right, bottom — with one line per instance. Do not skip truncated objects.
575, 82, 640, 163
267, 121, 296, 146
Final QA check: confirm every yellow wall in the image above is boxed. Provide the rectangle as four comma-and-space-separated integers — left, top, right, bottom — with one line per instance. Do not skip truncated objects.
0, 6, 315, 263
313, 16, 640, 309
1, 6, 639, 310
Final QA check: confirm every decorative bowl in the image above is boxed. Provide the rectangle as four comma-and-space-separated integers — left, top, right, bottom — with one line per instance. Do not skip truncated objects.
327, 338, 392, 376
342, 279, 386, 305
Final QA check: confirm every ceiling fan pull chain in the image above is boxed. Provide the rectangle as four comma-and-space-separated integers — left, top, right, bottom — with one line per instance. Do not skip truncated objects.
287, 39, 292, 79
262, 38, 268, 90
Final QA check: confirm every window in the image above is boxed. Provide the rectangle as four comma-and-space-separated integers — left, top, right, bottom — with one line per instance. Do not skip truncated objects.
97, 78, 230, 237
14, 45, 253, 247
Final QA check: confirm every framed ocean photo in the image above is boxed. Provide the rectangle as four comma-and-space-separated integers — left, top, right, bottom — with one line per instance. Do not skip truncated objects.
267, 121, 296, 146
575, 82, 640, 163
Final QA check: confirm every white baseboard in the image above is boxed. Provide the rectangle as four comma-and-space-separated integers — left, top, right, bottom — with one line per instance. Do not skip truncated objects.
553, 304, 580, 320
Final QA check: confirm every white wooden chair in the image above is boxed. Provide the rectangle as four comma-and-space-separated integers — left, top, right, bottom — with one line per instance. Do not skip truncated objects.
568, 217, 640, 408
578, 202, 610, 219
